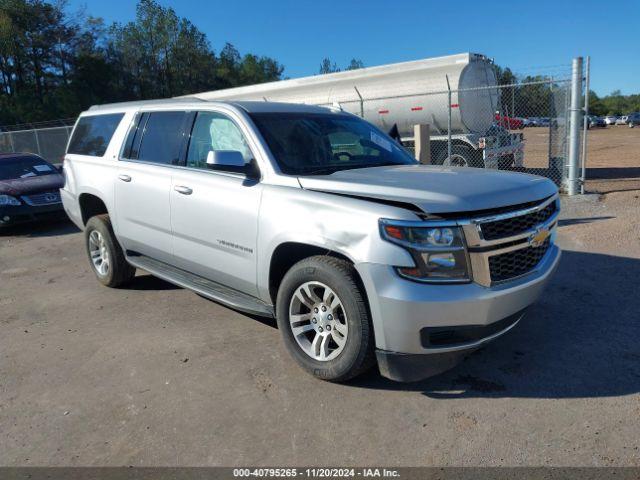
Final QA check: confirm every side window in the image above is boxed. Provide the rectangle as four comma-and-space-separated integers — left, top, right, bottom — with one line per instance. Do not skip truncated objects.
122, 112, 146, 159
137, 111, 188, 165
186, 112, 252, 170
67, 113, 124, 156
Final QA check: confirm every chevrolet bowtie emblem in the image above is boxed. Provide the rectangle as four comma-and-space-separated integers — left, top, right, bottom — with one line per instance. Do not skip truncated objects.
529, 227, 550, 247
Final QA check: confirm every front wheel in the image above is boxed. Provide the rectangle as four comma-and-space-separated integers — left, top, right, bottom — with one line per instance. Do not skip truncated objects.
276, 256, 375, 382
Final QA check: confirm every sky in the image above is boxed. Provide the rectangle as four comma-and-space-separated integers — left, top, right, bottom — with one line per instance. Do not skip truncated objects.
66, 0, 640, 96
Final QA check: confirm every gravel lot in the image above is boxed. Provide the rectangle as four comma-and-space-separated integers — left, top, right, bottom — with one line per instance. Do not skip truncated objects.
1, 172, 639, 466
522, 125, 640, 192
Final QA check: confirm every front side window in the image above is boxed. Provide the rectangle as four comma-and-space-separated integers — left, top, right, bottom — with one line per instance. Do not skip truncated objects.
186, 111, 252, 170
137, 111, 188, 165
67, 113, 124, 157
249, 112, 416, 175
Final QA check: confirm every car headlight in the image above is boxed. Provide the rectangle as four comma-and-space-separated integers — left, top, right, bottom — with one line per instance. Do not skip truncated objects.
379, 219, 470, 283
0, 195, 21, 206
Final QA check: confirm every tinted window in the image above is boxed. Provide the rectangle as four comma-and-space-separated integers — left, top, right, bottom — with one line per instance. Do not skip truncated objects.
121, 112, 146, 159
0, 155, 57, 180
186, 112, 252, 169
249, 112, 416, 175
137, 111, 188, 165
67, 113, 124, 156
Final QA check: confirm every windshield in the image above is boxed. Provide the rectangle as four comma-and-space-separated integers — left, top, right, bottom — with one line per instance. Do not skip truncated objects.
249, 112, 417, 175
0, 155, 58, 181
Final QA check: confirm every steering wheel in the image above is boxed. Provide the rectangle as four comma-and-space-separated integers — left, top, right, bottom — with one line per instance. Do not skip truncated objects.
333, 151, 353, 162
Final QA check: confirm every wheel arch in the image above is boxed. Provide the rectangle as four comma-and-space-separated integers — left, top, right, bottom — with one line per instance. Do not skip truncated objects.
78, 192, 109, 226
268, 242, 366, 309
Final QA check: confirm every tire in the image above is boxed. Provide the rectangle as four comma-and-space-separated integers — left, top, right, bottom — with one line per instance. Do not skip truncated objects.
276, 256, 375, 382
432, 144, 482, 168
84, 214, 135, 287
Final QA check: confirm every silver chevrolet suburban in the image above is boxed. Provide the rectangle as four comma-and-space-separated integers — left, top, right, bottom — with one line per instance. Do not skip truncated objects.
61, 99, 560, 382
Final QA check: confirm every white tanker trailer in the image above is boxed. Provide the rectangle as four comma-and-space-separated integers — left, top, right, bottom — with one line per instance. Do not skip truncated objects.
186, 53, 524, 168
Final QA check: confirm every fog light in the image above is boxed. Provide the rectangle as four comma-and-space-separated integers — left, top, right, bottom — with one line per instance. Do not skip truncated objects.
427, 252, 456, 268
3, 216, 9, 222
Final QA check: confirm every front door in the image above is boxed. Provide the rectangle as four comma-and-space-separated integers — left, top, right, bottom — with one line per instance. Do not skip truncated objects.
170, 111, 262, 296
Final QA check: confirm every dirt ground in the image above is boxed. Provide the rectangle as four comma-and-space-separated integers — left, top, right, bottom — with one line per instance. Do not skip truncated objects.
521, 125, 640, 192
0, 136, 639, 467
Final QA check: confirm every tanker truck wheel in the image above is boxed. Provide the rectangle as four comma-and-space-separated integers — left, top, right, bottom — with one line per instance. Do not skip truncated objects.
433, 145, 481, 168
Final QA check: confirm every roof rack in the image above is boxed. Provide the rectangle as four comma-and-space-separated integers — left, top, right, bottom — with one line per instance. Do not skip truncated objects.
88, 97, 208, 111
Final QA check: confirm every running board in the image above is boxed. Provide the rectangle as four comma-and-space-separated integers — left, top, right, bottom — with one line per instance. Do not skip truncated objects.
126, 254, 274, 318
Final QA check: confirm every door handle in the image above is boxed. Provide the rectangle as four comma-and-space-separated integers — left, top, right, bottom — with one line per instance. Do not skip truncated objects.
118, 174, 132, 182
174, 185, 193, 195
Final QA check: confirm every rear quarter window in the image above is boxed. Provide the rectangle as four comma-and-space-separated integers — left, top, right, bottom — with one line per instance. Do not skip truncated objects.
67, 113, 125, 157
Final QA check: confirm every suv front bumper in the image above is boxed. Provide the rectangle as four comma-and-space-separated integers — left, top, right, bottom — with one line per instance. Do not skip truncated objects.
356, 244, 560, 381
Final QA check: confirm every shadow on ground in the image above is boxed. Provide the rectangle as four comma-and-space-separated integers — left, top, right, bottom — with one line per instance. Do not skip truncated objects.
127, 274, 181, 291
0, 218, 78, 238
587, 167, 640, 180
116, 248, 639, 399
349, 249, 640, 399
557, 216, 614, 226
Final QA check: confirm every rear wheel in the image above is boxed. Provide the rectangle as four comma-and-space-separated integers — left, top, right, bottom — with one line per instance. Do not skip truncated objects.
433, 144, 482, 168
276, 256, 375, 382
85, 214, 135, 287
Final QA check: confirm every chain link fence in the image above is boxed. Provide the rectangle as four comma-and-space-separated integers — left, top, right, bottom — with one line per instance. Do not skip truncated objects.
317, 76, 578, 190
0, 119, 74, 166
0, 63, 585, 192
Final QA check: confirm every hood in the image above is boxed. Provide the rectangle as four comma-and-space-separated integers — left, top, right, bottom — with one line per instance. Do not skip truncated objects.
0, 173, 64, 196
297, 165, 557, 214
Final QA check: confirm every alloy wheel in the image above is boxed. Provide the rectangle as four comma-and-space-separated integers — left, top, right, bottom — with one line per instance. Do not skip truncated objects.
88, 229, 110, 276
288, 281, 348, 361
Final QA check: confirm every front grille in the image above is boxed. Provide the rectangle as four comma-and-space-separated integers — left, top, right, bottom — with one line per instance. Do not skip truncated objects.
480, 201, 556, 240
20, 191, 61, 206
489, 238, 551, 282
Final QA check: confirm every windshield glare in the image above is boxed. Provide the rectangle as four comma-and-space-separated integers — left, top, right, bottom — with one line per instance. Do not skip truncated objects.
0, 156, 57, 180
249, 112, 417, 175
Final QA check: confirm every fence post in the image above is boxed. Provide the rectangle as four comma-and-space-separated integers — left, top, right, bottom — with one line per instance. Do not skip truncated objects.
446, 75, 452, 161
580, 56, 590, 194
34, 129, 42, 156
414, 124, 431, 164
8, 132, 15, 152
354, 86, 364, 118
511, 85, 515, 119
566, 57, 583, 195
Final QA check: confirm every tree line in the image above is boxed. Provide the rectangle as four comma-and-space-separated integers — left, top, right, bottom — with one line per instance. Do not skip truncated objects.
2, 0, 636, 127
0, 0, 284, 125
588, 90, 640, 117
495, 67, 639, 119
319, 58, 364, 74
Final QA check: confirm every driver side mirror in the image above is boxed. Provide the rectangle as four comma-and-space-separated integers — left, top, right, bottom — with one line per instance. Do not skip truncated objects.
206, 150, 246, 168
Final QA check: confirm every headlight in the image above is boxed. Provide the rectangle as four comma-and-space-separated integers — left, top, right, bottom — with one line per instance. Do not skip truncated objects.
380, 219, 470, 283
0, 195, 21, 206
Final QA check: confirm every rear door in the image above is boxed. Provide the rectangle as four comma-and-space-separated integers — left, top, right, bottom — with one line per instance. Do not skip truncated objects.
170, 110, 263, 296
114, 110, 190, 264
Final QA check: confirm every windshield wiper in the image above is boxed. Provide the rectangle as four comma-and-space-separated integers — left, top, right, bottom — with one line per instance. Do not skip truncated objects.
298, 162, 413, 176
298, 167, 341, 176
